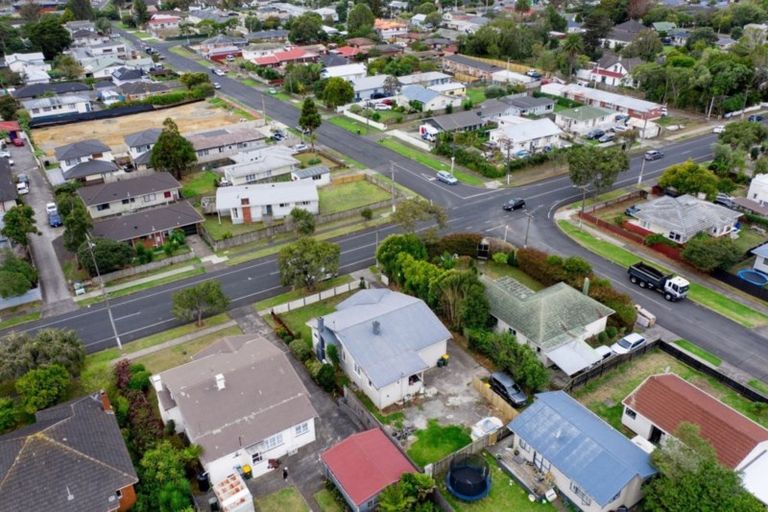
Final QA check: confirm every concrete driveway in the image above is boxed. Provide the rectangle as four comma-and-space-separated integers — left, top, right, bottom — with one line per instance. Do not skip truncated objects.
8, 140, 75, 316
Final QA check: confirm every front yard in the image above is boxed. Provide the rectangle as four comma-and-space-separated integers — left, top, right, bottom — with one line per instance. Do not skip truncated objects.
406, 419, 472, 467
318, 180, 390, 213
379, 138, 487, 186
329, 115, 381, 134
270, 292, 352, 345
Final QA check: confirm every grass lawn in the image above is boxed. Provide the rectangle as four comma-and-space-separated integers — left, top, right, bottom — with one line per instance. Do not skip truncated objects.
0, 311, 41, 330
407, 419, 472, 467
295, 152, 339, 169
274, 92, 294, 102
673, 339, 722, 366
275, 293, 351, 344
314, 489, 343, 512
203, 216, 267, 241
573, 349, 768, 430
208, 97, 256, 120
181, 170, 219, 201
319, 180, 390, 214
379, 138, 486, 186
466, 87, 486, 105
748, 379, 768, 395
133, 325, 242, 373
169, 45, 212, 67
558, 220, 768, 329
355, 388, 405, 426
255, 486, 309, 512
329, 115, 381, 134
439, 452, 556, 512
480, 261, 546, 291
253, 275, 353, 312
734, 226, 767, 255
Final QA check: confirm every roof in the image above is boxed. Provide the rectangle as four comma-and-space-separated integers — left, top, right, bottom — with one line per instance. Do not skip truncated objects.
247, 29, 289, 41
546, 340, 602, 376
652, 21, 677, 31
201, 34, 246, 46
314, 289, 451, 388
735, 197, 768, 216
596, 51, 643, 73
426, 110, 486, 131
321, 53, 350, 67
321, 429, 416, 506
119, 81, 177, 95
12, 81, 89, 98
493, 117, 563, 142
556, 105, 614, 122
216, 181, 318, 210
55, 139, 111, 160
477, 98, 515, 118
542, 83, 662, 113
22, 94, 89, 110
623, 374, 768, 469
187, 123, 267, 151
752, 243, 768, 258
91, 200, 202, 241
401, 85, 440, 104
607, 19, 645, 42
321, 63, 366, 78
334, 46, 361, 58
398, 71, 451, 85
0, 159, 16, 203
111, 67, 143, 81
501, 95, 554, 110
508, 391, 656, 507
374, 18, 407, 30
156, 335, 317, 463
254, 48, 314, 66
292, 165, 330, 179
491, 69, 535, 83
633, 194, 742, 239
0, 393, 138, 512
0, 121, 21, 133
62, 159, 119, 180
353, 74, 389, 92
77, 172, 180, 206
224, 145, 299, 178
124, 128, 162, 148
429, 82, 465, 93
443, 54, 501, 73
481, 275, 614, 350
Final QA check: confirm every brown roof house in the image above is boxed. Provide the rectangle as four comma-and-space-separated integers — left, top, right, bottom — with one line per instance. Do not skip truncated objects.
91, 200, 202, 248
0, 392, 138, 512
151, 335, 318, 484
77, 172, 181, 219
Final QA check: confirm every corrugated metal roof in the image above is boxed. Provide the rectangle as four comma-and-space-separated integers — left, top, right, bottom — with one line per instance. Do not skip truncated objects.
633, 194, 742, 239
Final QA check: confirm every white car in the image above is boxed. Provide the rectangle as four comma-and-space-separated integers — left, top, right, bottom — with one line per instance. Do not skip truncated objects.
293, 143, 308, 152
610, 333, 646, 355
16, 182, 29, 195
0, 151, 9, 158
374, 103, 392, 111
213, 69, 226, 76
213, 82, 222, 89
713, 125, 725, 134
45, 202, 58, 215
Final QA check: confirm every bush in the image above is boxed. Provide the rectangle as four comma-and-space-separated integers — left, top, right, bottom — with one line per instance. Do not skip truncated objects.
682, 234, 742, 272
360, 207, 373, 220
465, 329, 548, 391
644, 233, 678, 247
16, 364, 70, 414
315, 363, 337, 392
326, 343, 340, 366
128, 370, 151, 391
434, 136, 503, 178
426, 232, 483, 259
349, 104, 363, 114
484, 85, 506, 98
516, 247, 567, 286
289, 339, 312, 362
492, 252, 509, 264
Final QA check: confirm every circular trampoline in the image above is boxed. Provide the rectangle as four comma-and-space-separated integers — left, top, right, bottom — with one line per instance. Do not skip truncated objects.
445, 454, 491, 502
737, 269, 768, 286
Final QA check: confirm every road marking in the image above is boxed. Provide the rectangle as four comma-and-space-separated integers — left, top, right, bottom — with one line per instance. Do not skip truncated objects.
114, 312, 141, 321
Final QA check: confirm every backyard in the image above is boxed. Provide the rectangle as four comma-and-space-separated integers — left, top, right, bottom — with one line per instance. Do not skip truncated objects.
406, 419, 472, 467
313, 488, 344, 512
181, 170, 219, 204
255, 486, 309, 512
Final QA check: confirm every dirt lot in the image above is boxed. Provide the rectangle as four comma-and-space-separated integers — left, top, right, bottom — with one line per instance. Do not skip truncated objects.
33, 101, 250, 156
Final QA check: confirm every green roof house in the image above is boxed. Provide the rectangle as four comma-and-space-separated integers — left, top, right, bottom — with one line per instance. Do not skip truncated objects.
554, 105, 616, 136
481, 275, 614, 376
652, 21, 677, 33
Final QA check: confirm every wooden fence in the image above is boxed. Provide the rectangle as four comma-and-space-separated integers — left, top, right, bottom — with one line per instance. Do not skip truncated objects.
563, 339, 659, 392
99, 252, 196, 284
471, 377, 519, 424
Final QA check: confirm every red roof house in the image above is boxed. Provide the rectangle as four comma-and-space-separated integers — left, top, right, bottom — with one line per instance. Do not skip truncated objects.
334, 46, 361, 58
321, 429, 416, 512
253, 48, 319, 67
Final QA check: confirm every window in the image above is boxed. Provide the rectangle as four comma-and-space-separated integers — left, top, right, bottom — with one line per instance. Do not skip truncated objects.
312, 174, 322, 180
263, 432, 284, 451
251, 452, 262, 463
353, 363, 361, 376
279, 203, 288, 208
143, 193, 156, 202
508, 328, 516, 336
570, 482, 592, 506
519, 439, 529, 452
668, 231, 681, 242
625, 408, 637, 419
122, 198, 135, 205
245, 174, 257, 183
164, 191, 172, 198
295, 422, 309, 436
96, 203, 110, 211
116, 489, 122, 498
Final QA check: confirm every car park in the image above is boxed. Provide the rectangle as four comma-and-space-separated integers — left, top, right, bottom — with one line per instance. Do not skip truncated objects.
713, 125, 725, 134
489, 372, 528, 407
45, 202, 58, 215
48, 212, 62, 227
436, 170, 458, 185
610, 333, 647, 355
502, 198, 526, 211
644, 150, 664, 161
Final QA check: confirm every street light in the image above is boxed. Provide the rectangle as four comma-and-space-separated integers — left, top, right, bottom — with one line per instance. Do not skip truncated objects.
637, 156, 647, 186
85, 233, 122, 350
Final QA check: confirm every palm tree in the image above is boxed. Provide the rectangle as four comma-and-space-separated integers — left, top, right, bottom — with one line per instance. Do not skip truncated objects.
562, 33, 584, 78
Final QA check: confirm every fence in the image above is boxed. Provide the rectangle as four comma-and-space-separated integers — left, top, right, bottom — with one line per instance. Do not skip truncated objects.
98, 252, 196, 284
563, 339, 660, 391
711, 268, 768, 303
389, 129, 433, 152
268, 282, 359, 315
578, 212, 646, 244
0, 287, 41, 312
28, 104, 154, 128
342, 110, 388, 131
425, 431, 500, 478
471, 377, 518, 424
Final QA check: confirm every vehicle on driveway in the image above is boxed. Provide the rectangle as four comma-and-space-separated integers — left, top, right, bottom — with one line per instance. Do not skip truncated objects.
48, 212, 62, 227
489, 372, 528, 407
713, 125, 725, 134
598, 133, 615, 143
525, 69, 542, 79
610, 333, 646, 355
714, 192, 735, 209
624, 205, 640, 217
16, 173, 29, 184
293, 143, 308, 152
16, 182, 29, 195
748, 114, 764, 123
12, 138, 23, 147
436, 170, 458, 185
586, 129, 605, 140
628, 262, 689, 301
502, 198, 526, 211
644, 149, 664, 161
45, 202, 58, 215
374, 103, 392, 111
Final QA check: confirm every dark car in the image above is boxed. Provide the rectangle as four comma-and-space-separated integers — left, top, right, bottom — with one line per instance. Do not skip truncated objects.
586, 129, 605, 140
489, 372, 528, 407
644, 150, 664, 161
503, 198, 526, 211
748, 114, 765, 123
48, 212, 62, 228
625, 205, 639, 217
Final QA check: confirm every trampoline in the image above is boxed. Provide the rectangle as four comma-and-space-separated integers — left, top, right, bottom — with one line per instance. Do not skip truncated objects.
445, 454, 491, 502
737, 269, 768, 286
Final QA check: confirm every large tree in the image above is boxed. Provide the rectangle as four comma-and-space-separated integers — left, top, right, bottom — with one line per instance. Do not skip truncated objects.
321, 77, 354, 108
0, 329, 86, 380
15, 364, 70, 414
567, 145, 628, 196
561, 34, 584, 77
52, 54, 83, 80
298, 98, 322, 151
1, 205, 39, 247
77, 237, 135, 276
347, 3, 375, 36
278, 238, 340, 290
718, 120, 768, 150
430, 269, 489, 329
172, 281, 229, 327
623, 28, 663, 61
66, 0, 93, 20
0, 251, 37, 298
288, 12, 325, 44
135, 441, 199, 512
25, 14, 71, 60
133, 0, 149, 26
376, 233, 427, 279
391, 198, 447, 233
150, 119, 197, 180
0, 94, 19, 121
658, 160, 719, 199
63, 200, 91, 253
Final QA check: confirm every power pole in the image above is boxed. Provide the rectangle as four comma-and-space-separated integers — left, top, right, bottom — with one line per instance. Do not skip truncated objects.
523, 209, 533, 248
390, 161, 396, 213
85, 233, 122, 350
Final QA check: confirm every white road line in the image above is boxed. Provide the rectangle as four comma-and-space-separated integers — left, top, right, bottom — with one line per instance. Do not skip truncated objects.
113, 312, 141, 321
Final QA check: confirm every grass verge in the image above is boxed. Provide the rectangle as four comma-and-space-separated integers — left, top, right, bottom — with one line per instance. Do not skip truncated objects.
380, 138, 486, 186
673, 339, 722, 366
255, 486, 309, 512
313, 489, 344, 512
77, 268, 205, 307
407, 419, 472, 467
748, 379, 768, 395
0, 311, 41, 330
329, 115, 381, 134
169, 46, 213, 67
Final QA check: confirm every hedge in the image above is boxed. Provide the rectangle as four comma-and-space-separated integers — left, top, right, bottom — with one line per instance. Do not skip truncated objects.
427, 232, 483, 259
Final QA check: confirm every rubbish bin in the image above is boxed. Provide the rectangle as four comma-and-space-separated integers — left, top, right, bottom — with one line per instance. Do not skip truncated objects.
196, 472, 210, 492
242, 464, 253, 480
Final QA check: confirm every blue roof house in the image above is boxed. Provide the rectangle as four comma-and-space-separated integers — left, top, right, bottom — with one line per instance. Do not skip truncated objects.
397, 85, 462, 112
308, 289, 451, 409
507, 391, 656, 512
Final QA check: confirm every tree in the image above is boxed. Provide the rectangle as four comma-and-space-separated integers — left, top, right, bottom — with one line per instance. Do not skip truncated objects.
430, 270, 489, 329
63, 200, 91, 253
682, 234, 741, 272
290, 207, 316, 236
66, 0, 93, 20
336, 1, 348, 23
392, 198, 447, 232
172, 281, 229, 327
376, 233, 427, 278
18, 1, 42, 23
658, 160, 719, 199
644, 423, 764, 512
622, 28, 663, 61
179, 72, 210, 90
298, 98, 322, 151
425, 11, 443, 28
383, 75, 400, 96
321, 77, 354, 108
95, 16, 112, 34
0, 329, 86, 381
278, 238, 340, 290
561, 34, 584, 77
25, 15, 72, 60
77, 238, 135, 276
567, 146, 628, 196
135, 441, 198, 512
0, 96, 19, 121
133, 0, 149, 26
347, 3, 375, 36
0, 398, 17, 432
1, 205, 39, 247
514, 0, 530, 12
719, 120, 768, 150
289, 13, 325, 44
0, 271, 33, 298
53, 54, 83, 80
150, 119, 197, 180
15, 364, 70, 414
379, 472, 437, 512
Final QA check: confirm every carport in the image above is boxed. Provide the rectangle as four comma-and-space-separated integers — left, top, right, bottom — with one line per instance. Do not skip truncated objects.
546, 340, 602, 376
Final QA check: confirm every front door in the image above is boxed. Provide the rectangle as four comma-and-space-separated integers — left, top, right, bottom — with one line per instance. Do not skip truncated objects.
533, 451, 544, 471
650, 425, 663, 444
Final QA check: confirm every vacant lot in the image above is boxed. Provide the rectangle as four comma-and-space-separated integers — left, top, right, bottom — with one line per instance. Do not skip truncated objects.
33, 101, 247, 156
319, 180, 390, 214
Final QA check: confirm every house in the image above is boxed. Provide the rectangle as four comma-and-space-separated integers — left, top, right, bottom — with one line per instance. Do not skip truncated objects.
111, 67, 146, 87
747, 173, 768, 206
541, 83, 665, 120
77, 172, 181, 219
651, 21, 677, 33
409, 13, 428, 28
124, 128, 161, 169
397, 85, 461, 112
253, 47, 320, 68
198, 34, 248, 57
421, 110, 488, 136
321, 429, 417, 512
187, 8, 232, 25
603, 19, 645, 48
0, 158, 17, 212
622, 373, 768, 505
588, 52, 642, 88
374, 19, 408, 40
352, 75, 394, 101
291, 165, 331, 186
222, 145, 299, 185
0, 392, 139, 512
321, 63, 367, 82
491, 69, 537, 87
347, 37, 376, 50
489, 117, 563, 153
629, 194, 742, 243
85, 41, 130, 59
482, 276, 614, 375
152, 335, 318, 483
372, 44, 404, 57
752, 243, 768, 274
68, 28, 107, 47
428, 82, 465, 96
667, 28, 689, 46
246, 29, 289, 42
320, 52, 351, 68
215, 181, 319, 224
398, 71, 452, 88
5, 52, 51, 84
118, 81, 178, 101
147, 14, 181, 38
499, 95, 555, 116
91, 200, 202, 247
555, 106, 615, 135
55, 139, 118, 182
187, 122, 268, 164
12, 81, 90, 99
442, 54, 501, 81
21, 95, 92, 121
508, 391, 656, 512
308, 289, 451, 409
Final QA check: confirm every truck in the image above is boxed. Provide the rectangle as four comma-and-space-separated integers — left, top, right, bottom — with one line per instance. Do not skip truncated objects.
627, 262, 689, 301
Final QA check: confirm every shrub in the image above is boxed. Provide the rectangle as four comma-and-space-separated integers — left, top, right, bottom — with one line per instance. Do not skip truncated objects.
128, 370, 151, 391
113, 394, 130, 427
682, 234, 742, 272
315, 363, 337, 392
113, 359, 132, 390
305, 359, 322, 379
164, 419, 176, 436
644, 233, 678, 247
426, 232, 483, 259
516, 247, 567, 286
360, 207, 373, 220
492, 252, 509, 264
326, 343, 340, 367
349, 104, 363, 114
289, 339, 312, 362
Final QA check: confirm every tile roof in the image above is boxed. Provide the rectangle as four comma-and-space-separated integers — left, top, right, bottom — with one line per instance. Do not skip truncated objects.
91, 200, 202, 241
508, 391, 656, 507
124, 128, 162, 148
77, 172, 180, 206
321, 429, 416, 506
622, 374, 768, 469
63, 159, 119, 180
55, 139, 111, 160
0, 393, 137, 512
633, 194, 742, 239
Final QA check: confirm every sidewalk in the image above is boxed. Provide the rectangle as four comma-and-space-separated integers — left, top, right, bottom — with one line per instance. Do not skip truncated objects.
74, 264, 199, 302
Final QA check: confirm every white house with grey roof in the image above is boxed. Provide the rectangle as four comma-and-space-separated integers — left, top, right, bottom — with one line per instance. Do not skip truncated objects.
152, 335, 318, 484
187, 122, 268, 164
352, 75, 395, 101
489, 117, 564, 153
124, 128, 162, 169
291, 165, 331, 186
555, 106, 615, 135
308, 289, 451, 409
498, 95, 555, 117
629, 194, 742, 243
216, 181, 318, 224
482, 275, 614, 376
222, 145, 300, 185
397, 71, 452, 87
397, 85, 461, 112
54, 139, 119, 182
22, 95, 92, 120
77, 172, 181, 219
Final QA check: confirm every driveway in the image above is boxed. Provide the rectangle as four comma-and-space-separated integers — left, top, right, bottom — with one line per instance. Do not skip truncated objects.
8, 141, 75, 316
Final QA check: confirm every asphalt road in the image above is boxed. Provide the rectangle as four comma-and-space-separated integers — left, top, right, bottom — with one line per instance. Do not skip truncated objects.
8, 34, 767, 382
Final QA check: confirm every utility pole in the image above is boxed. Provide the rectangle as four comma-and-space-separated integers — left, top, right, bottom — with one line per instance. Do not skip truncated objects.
450, 156, 455, 177
523, 209, 533, 248
390, 161, 396, 213
503, 224, 509, 243
637, 156, 647, 186
503, 138, 513, 186
85, 233, 122, 350
578, 185, 588, 229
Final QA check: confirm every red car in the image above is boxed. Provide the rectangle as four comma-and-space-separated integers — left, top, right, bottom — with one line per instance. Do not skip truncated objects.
12, 138, 24, 147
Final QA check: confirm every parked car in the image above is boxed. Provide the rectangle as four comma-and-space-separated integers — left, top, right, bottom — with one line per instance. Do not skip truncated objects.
748, 114, 764, 123
712, 125, 725, 134
610, 333, 647, 355
624, 205, 640, 217
436, 170, 458, 185
16, 182, 29, 195
45, 202, 58, 215
525, 69, 542, 79
714, 192, 735, 209
513, 149, 530, 159
502, 198, 526, 211
0, 151, 9, 158
16, 173, 29, 184
586, 129, 605, 140
212, 69, 226, 76
12, 138, 23, 147
374, 103, 392, 111
613, 124, 629, 132
293, 143, 308, 152
268, 88, 277, 94
213, 82, 222, 89
48, 212, 62, 227
489, 372, 528, 407
73, 281, 86, 296
614, 114, 630, 123
644, 149, 664, 161
598, 133, 615, 143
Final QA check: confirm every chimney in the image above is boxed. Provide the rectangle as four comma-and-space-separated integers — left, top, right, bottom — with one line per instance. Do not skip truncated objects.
216, 373, 226, 390
99, 390, 113, 414
151, 375, 163, 392
372, 320, 381, 335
